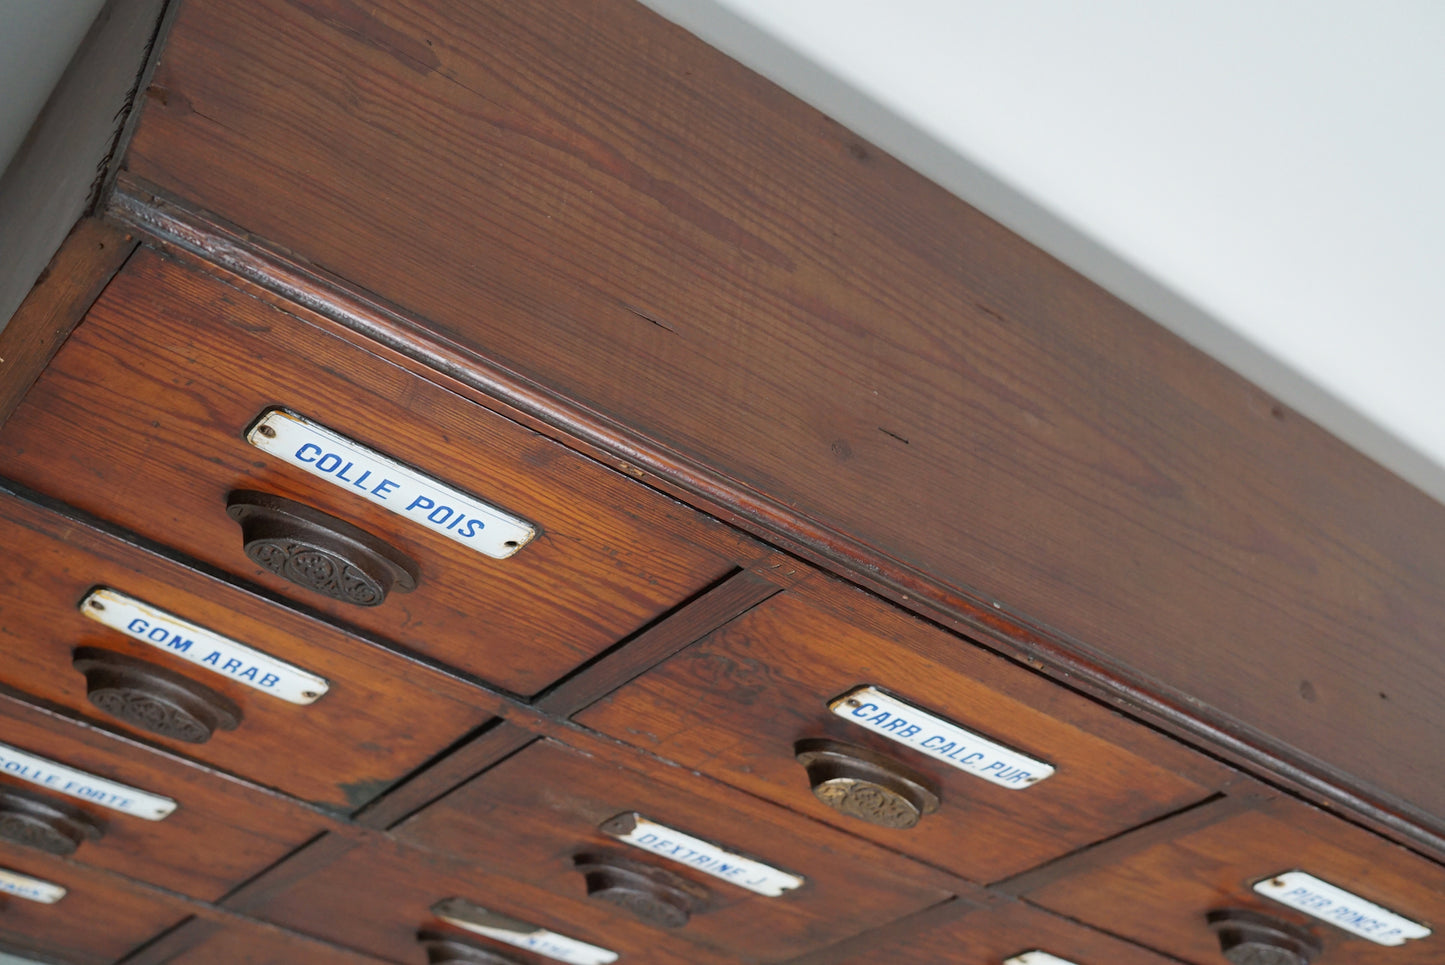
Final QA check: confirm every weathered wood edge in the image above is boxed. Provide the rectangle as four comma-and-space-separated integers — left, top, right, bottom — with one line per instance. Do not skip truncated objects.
0, 219, 137, 430
103, 178, 1445, 864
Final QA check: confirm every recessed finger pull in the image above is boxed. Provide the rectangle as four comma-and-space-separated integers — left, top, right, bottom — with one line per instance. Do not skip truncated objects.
416, 930, 525, 965
73, 647, 241, 744
0, 786, 103, 856
794, 738, 940, 830
1207, 909, 1323, 965
574, 853, 709, 929
225, 490, 419, 606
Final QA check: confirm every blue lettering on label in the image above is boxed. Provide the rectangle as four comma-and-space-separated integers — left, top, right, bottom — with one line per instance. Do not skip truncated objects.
202, 650, 222, 666
295, 443, 323, 462
314, 453, 342, 473
372, 479, 400, 499
459, 517, 484, 537
259, 673, 281, 689
406, 495, 434, 512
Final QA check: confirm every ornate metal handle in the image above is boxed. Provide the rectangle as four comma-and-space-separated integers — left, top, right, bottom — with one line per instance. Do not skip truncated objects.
794, 738, 940, 829
574, 853, 709, 929
416, 930, 525, 965
225, 490, 419, 606
73, 647, 241, 744
0, 785, 104, 856
1206, 909, 1322, 965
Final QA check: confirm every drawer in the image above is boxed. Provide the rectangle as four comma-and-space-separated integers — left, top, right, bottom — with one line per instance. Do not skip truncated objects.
394, 734, 956, 960
0, 839, 184, 965
0, 248, 741, 694
576, 576, 1226, 882
243, 836, 743, 965
1026, 797, 1444, 965
831, 901, 1178, 965
0, 485, 496, 810
160, 920, 391, 965
0, 693, 322, 900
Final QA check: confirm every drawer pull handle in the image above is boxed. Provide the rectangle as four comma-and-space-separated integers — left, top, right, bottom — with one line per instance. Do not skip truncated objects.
1207, 909, 1322, 965
574, 853, 709, 929
73, 647, 242, 744
794, 738, 940, 830
0, 786, 104, 856
226, 490, 419, 606
416, 930, 524, 965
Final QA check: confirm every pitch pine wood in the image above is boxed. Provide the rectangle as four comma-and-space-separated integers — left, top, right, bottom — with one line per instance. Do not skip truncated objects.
0, 219, 135, 430
152, 919, 395, 965
395, 735, 956, 960
0, 838, 187, 965
819, 899, 1178, 965
0, 248, 737, 694
120, 0, 1445, 824
241, 835, 745, 965
0, 489, 497, 810
578, 576, 1223, 883
1026, 797, 1445, 965
0, 693, 324, 901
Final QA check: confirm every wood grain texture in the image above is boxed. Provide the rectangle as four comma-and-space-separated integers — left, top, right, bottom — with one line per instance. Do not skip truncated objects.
0, 838, 187, 965
118, 0, 1445, 836
578, 576, 1225, 883
394, 734, 957, 960
242, 835, 747, 965
116, 917, 222, 965
0, 219, 135, 429
1027, 796, 1445, 965
534, 567, 783, 717
0, 247, 737, 695
0, 487, 497, 810
817, 899, 1182, 965
0, 692, 323, 900
157, 919, 395, 965
351, 723, 535, 830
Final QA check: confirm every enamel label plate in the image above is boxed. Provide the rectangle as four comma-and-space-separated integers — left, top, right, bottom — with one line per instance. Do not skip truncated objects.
432, 899, 618, 965
0, 867, 66, 904
1004, 953, 1080, 965
0, 742, 175, 820
829, 686, 1054, 789
81, 588, 329, 705
246, 408, 535, 559
1255, 870, 1432, 946
601, 812, 805, 897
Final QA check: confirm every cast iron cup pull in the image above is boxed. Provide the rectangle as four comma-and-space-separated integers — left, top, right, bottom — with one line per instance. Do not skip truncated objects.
1207, 909, 1323, 965
794, 737, 941, 830
0, 785, 103, 856
574, 853, 710, 929
416, 930, 524, 965
72, 647, 241, 744
225, 490, 419, 606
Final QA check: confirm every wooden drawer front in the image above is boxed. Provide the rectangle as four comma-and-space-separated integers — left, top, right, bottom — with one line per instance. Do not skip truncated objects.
0, 487, 496, 810
0, 694, 321, 900
0, 840, 185, 965
1027, 798, 1445, 965
246, 836, 745, 965
163, 922, 390, 965
394, 736, 954, 960
835, 901, 1177, 965
0, 248, 738, 694
576, 578, 1223, 883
